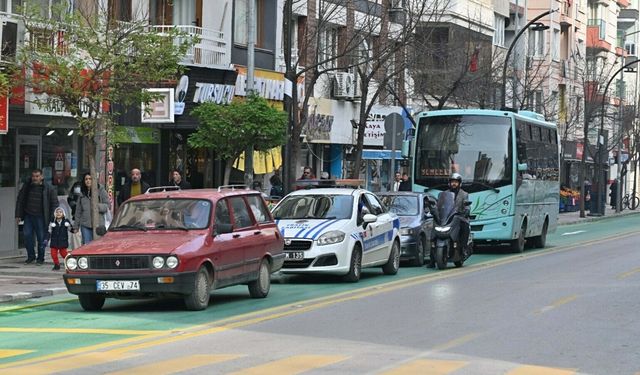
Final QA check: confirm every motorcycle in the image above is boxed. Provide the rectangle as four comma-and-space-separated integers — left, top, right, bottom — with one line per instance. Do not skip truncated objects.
429, 191, 473, 270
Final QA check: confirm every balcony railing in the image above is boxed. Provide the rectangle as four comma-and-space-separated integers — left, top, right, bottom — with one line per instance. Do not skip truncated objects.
152, 25, 230, 69
587, 19, 606, 40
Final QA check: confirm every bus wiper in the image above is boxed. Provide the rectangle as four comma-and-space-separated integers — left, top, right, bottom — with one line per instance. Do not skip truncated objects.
111, 224, 148, 232
468, 181, 500, 193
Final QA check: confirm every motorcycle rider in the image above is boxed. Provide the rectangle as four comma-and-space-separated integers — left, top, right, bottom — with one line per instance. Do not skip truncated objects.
427, 173, 471, 268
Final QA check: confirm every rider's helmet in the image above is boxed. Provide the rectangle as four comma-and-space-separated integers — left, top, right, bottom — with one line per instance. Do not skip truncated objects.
449, 173, 462, 190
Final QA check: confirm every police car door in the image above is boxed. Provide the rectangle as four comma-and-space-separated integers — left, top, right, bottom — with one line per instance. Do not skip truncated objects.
357, 193, 383, 265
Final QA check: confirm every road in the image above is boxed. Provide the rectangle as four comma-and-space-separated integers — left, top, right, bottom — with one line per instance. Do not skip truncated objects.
0, 215, 639, 374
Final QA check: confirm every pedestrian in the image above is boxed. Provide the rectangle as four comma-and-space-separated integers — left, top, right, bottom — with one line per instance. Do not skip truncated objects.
75, 172, 110, 245
298, 166, 315, 180
269, 168, 283, 197
609, 179, 618, 209
117, 168, 150, 207
583, 179, 592, 210
399, 172, 412, 191
67, 180, 83, 220
171, 169, 192, 189
15, 169, 58, 265
48, 207, 74, 270
388, 172, 402, 192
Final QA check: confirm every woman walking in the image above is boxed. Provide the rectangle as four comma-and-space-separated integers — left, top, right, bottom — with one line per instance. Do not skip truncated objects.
75, 172, 110, 244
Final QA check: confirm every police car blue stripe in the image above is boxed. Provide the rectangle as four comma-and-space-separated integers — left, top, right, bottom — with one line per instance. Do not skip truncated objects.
309, 219, 340, 239
296, 220, 324, 238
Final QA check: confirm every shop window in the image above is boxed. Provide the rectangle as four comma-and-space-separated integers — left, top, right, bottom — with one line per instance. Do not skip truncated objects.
0, 130, 16, 187
42, 129, 79, 195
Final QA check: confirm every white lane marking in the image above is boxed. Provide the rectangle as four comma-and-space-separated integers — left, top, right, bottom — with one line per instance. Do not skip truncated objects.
561, 230, 586, 236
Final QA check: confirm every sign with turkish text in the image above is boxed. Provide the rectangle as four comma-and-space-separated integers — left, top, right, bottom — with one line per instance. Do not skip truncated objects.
141, 88, 174, 123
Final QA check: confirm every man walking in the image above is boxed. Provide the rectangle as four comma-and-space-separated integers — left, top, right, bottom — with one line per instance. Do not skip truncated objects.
117, 168, 150, 208
15, 169, 58, 265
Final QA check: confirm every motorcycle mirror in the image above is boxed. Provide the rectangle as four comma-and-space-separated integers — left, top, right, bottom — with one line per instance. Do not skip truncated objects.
464, 200, 472, 206
517, 163, 528, 172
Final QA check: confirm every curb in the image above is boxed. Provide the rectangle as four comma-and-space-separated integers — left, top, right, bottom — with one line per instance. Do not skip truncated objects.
558, 210, 640, 226
0, 287, 69, 303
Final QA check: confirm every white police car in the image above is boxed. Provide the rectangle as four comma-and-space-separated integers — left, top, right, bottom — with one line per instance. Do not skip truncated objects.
271, 187, 401, 282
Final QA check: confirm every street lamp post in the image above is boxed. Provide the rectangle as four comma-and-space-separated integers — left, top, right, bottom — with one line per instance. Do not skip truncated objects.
594, 57, 640, 215
500, 9, 556, 110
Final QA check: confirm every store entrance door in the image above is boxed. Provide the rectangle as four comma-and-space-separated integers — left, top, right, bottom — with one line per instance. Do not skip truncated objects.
16, 135, 42, 250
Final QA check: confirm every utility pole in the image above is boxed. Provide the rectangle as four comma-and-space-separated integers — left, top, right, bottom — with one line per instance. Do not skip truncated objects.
244, 0, 256, 188
283, 0, 294, 194
616, 67, 623, 213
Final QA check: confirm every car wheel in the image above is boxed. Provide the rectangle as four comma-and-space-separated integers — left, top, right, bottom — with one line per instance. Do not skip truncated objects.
511, 221, 526, 253
343, 245, 362, 282
410, 236, 425, 267
382, 240, 400, 275
184, 266, 211, 311
248, 258, 271, 298
532, 219, 548, 249
78, 293, 105, 311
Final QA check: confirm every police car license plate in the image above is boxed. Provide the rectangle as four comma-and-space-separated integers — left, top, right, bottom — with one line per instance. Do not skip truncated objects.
96, 280, 140, 291
285, 251, 304, 260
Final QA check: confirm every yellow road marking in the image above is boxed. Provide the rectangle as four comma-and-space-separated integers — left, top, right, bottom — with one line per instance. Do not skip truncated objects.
507, 364, 576, 375
228, 355, 348, 375
618, 267, 640, 279
0, 350, 33, 359
0, 327, 162, 335
1, 229, 638, 371
105, 354, 243, 375
430, 333, 481, 352
0, 351, 140, 375
535, 295, 578, 314
381, 359, 467, 375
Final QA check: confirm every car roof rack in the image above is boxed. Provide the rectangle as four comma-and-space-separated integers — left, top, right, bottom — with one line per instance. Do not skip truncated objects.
217, 184, 249, 192
146, 186, 181, 194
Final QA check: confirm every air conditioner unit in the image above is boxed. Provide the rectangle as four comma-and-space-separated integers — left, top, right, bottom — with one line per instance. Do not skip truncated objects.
350, 69, 361, 100
332, 72, 355, 100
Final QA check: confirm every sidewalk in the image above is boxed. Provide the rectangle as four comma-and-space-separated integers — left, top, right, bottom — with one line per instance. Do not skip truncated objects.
1, 207, 639, 305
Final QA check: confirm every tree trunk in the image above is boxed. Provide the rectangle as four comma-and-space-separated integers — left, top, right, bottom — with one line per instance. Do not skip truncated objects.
224, 160, 232, 185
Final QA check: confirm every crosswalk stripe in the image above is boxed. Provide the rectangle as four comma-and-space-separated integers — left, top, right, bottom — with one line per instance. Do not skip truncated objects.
228, 355, 349, 375
507, 365, 577, 375
0, 350, 33, 360
105, 354, 243, 375
380, 359, 468, 375
0, 351, 140, 375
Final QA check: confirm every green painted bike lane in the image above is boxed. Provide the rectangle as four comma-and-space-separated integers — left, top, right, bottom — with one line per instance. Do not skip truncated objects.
1, 214, 638, 365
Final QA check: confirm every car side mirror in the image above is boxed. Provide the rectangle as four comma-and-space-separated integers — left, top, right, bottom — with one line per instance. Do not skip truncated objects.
215, 223, 233, 235
363, 213, 377, 224
464, 200, 472, 207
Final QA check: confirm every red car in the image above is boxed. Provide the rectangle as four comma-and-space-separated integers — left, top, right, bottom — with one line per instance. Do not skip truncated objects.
63, 187, 284, 311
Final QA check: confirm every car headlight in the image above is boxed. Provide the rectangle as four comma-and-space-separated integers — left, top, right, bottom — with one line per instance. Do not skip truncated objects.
152, 256, 165, 269
317, 230, 346, 246
66, 257, 78, 270
166, 256, 179, 269
77, 257, 88, 270
435, 226, 451, 232
400, 228, 414, 236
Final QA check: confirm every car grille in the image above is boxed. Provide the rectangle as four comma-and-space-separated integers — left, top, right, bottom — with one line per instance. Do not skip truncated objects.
284, 239, 313, 251
88, 256, 150, 270
282, 259, 314, 268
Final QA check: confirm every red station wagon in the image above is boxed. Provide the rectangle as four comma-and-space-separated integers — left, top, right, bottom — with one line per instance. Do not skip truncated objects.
63, 187, 285, 311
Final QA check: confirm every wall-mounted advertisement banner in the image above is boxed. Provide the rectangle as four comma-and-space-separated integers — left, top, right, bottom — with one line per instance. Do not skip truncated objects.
234, 66, 305, 104
142, 88, 175, 123
0, 96, 8, 134
112, 126, 161, 144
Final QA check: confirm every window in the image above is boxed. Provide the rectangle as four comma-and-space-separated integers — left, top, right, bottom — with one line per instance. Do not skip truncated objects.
365, 193, 385, 215
625, 42, 636, 56
215, 200, 231, 226
233, 0, 265, 47
149, 0, 173, 25
552, 29, 560, 61
109, 0, 131, 22
528, 29, 545, 57
246, 195, 271, 224
230, 197, 254, 228
493, 15, 505, 47
319, 26, 338, 68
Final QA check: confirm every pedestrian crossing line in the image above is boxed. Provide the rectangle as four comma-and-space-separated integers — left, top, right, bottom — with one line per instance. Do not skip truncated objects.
0, 351, 140, 375
0, 350, 33, 360
506, 365, 577, 375
380, 359, 467, 375
104, 354, 243, 375
228, 354, 349, 375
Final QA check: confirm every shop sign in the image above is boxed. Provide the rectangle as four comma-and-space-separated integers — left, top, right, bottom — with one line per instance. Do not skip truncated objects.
363, 107, 404, 147
0, 95, 7, 134
174, 74, 235, 115
235, 66, 305, 103
112, 126, 160, 144
25, 91, 95, 117
142, 88, 174, 123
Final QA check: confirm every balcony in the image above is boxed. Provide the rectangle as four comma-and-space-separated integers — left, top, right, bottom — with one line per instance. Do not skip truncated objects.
152, 25, 230, 69
617, 0, 630, 7
587, 19, 611, 51
560, 1, 572, 27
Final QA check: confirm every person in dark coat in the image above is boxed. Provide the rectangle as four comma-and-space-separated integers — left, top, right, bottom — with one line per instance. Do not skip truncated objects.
48, 207, 74, 270
117, 168, 151, 207
171, 169, 192, 189
609, 179, 618, 209
15, 169, 58, 265
399, 173, 412, 191
67, 181, 83, 220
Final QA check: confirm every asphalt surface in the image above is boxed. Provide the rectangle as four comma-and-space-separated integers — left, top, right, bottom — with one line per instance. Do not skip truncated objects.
0, 206, 637, 304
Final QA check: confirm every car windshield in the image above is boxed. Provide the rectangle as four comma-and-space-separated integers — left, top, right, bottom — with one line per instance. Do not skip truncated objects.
272, 195, 353, 220
111, 199, 212, 230
380, 195, 419, 216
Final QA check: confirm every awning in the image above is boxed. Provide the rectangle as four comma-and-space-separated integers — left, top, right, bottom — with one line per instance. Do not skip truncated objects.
362, 150, 403, 160
234, 147, 282, 174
